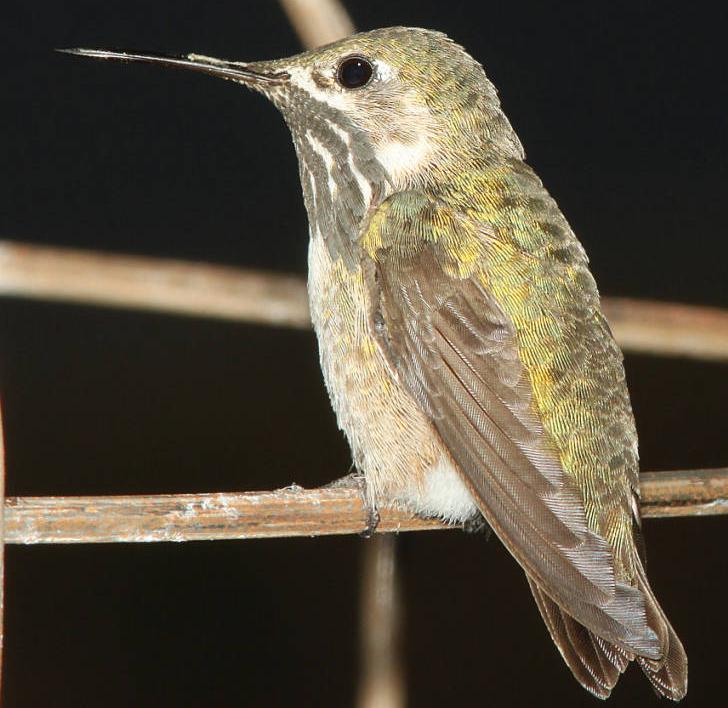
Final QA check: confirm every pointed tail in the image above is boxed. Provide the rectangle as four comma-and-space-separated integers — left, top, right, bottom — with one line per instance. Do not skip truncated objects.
527, 570, 687, 700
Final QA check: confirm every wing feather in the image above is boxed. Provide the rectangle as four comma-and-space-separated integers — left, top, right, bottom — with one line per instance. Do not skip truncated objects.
371, 241, 659, 657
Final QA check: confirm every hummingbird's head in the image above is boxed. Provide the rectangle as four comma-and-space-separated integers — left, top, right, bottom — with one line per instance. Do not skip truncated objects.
263, 26, 525, 190
63, 27, 523, 197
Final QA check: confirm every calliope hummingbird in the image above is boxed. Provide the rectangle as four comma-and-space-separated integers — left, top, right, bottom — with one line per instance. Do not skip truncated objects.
63, 27, 687, 699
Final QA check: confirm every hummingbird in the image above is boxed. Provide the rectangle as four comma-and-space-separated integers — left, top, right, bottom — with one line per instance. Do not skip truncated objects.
62, 27, 687, 699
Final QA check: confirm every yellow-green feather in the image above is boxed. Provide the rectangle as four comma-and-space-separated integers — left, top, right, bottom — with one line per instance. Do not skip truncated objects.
363, 160, 639, 581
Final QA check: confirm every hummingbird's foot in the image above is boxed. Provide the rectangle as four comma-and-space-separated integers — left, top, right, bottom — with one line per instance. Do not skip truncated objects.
324, 472, 380, 537
463, 513, 493, 540
359, 505, 381, 539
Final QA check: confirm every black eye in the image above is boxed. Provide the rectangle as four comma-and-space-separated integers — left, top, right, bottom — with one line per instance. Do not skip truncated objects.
337, 56, 373, 89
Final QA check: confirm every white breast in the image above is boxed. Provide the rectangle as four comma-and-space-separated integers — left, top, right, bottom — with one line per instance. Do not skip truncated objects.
306, 235, 479, 523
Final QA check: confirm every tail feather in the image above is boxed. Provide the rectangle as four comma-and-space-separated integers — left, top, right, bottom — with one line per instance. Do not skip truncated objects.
528, 571, 687, 700
634, 564, 688, 700
593, 634, 631, 674
528, 577, 628, 699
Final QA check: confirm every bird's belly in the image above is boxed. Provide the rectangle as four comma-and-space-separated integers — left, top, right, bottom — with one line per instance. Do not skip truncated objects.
307, 236, 479, 522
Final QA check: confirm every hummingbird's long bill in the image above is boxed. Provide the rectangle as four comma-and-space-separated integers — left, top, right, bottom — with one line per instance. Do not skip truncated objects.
57, 48, 288, 85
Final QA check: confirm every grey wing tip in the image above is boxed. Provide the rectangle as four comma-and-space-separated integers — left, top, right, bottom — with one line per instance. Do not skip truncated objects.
528, 578, 628, 699
639, 654, 688, 702
636, 567, 688, 700
638, 611, 688, 699
529, 575, 688, 700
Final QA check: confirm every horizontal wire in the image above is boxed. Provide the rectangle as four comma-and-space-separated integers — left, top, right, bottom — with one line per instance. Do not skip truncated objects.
4, 468, 727, 544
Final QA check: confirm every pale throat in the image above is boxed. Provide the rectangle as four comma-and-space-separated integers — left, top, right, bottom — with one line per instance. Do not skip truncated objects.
287, 63, 438, 191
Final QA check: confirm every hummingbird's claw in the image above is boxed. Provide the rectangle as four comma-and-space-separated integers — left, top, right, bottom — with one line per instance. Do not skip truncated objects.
359, 505, 381, 539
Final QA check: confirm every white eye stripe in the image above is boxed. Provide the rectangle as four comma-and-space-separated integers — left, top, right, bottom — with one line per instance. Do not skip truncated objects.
288, 65, 350, 110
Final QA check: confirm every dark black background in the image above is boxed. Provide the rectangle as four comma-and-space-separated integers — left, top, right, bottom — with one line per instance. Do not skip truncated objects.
1, 1, 726, 706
